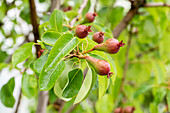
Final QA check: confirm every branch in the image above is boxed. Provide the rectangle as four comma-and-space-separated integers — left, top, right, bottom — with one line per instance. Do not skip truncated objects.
113, 0, 146, 39
29, 0, 41, 56
70, 0, 88, 27
144, 2, 170, 7
14, 90, 22, 113
36, 91, 49, 113
49, 0, 60, 13
29, 1, 49, 113
112, 8, 138, 39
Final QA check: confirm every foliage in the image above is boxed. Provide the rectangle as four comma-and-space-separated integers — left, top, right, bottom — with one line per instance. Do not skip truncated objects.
0, 0, 170, 113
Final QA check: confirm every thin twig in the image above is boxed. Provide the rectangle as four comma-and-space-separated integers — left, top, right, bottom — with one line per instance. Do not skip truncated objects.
120, 32, 132, 93
70, 0, 88, 27
136, 46, 158, 58
144, 2, 170, 7
14, 89, 22, 113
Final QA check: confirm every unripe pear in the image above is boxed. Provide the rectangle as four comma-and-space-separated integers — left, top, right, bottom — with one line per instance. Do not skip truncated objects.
114, 107, 124, 113
85, 56, 113, 78
92, 31, 104, 44
75, 25, 92, 39
124, 106, 135, 113
93, 38, 125, 54
84, 12, 97, 23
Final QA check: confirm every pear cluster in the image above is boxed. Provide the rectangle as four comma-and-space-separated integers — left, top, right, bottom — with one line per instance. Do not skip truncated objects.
74, 12, 125, 78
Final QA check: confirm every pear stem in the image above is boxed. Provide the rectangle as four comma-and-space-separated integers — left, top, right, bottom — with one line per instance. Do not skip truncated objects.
82, 48, 94, 54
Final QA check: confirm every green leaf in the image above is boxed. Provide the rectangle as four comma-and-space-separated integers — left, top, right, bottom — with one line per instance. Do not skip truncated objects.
82, 0, 91, 16
62, 68, 84, 98
0, 50, 8, 63
166, 90, 170, 112
0, 63, 8, 71
106, 54, 117, 84
0, 77, 15, 108
39, 60, 65, 90
98, 76, 109, 99
21, 72, 37, 98
143, 19, 157, 38
54, 60, 75, 101
12, 42, 34, 66
33, 54, 48, 74
41, 31, 61, 46
74, 63, 97, 104
133, 84, 154, 98
152, 60, 167, 84
45, 33, 79, 71
95, 94, 114, 113
150, 102, 158, 113
49, 9, 63, 32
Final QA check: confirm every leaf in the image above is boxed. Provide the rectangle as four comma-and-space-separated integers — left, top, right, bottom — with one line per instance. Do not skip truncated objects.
0, 77, 15, 108
41, 31, 61, 46
152, 60, 167, 84
166, 90, 170, 112
21, 72, 37, 98
45, 33, 79, 71
133, 84, 154, 98
62, 68, 84, 98
82, 0, 91, 16
74, 63, 97, 104
54, 60, 75, 101
0, 50, 8, 63
39, 60, 65, 90
98, 76, 110, 99
143, 19, 157, 38
95, 94, 114, 113
0, 63, 8, 71
33, 54, 48, 74
49, 9, 63, 32
12, 42, 34, 66
106, 54, 117, 84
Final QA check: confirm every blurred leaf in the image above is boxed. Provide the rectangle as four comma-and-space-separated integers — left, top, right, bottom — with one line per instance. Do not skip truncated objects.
63, 68, 83, 98
0, 1, 6, 22
49, 9, 63, 32
152, 60, 167, 84
95, 94, 114, 113
0, 63, 8, 71
46, 105, 58, 113
20, 4, 30, 23
0, 77, 15, 108
153, 88, 166, 105
41, 31, 61, 46
166, 90, 170, 112
49, 88, 57, 103
150, 102, 158, 113
44, 33, 79, 71
82, 0, 91, 16
109, 6, 124, 29
65, 10, 78, 20
133, 84, 154, 98
39, 60, 65, 90
12, 42, 34, 66
143, 18, 157, 38
98, 76, 109, 99
22, 72, 37, 98
39, 0, 45, 3
33, 54, 48, 74
0, 50, 8, 63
